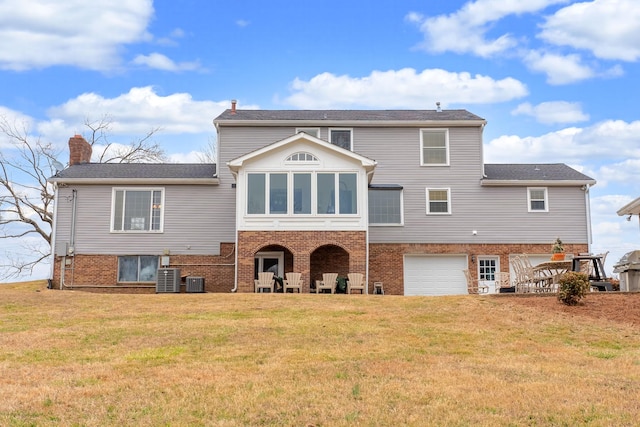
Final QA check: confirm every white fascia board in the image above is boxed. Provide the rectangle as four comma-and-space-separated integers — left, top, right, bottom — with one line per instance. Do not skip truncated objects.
48, 178, 219, 185
227, 132, 377, 173
481, 179, 596, 187
215, 119, 486, 128
617, 197, 640, 216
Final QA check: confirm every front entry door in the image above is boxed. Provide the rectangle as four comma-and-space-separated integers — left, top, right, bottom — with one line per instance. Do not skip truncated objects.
478, 257, 500, 294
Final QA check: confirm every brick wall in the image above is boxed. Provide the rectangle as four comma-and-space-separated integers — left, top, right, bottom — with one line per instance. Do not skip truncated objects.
369, 242, 589, 295
237, 230, 367, 293
50, 242, 236, 293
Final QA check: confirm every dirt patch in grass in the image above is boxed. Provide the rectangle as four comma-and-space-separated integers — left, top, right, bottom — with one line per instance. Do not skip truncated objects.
502, 292, 640, 326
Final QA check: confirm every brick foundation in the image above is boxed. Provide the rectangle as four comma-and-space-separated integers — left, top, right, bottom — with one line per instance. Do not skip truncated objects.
369, 242, 588, 295
237, 230, 367, 293
51, 243, 236, 293
50, 240, 589, 295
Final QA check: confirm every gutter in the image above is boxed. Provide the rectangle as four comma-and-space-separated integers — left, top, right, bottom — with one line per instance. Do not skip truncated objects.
481, 179, 597, 187
214, 119, 487, 128
48, 177, 220, 185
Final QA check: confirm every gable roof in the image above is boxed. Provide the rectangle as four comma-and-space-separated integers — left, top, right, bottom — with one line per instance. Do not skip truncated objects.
482, 164, 596, 186
48, 163, 218, 185
227, 132, 377, 177
214, 109, 486, 126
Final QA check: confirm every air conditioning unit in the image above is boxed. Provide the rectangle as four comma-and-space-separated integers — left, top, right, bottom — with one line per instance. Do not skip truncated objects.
186, 276, 205, 293
156, 268, 181, 293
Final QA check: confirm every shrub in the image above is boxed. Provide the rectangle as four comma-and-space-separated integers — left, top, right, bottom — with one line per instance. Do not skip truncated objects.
557, 271, 590, 306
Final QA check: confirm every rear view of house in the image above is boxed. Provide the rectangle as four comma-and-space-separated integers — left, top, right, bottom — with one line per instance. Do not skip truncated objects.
48, 106, 596, 295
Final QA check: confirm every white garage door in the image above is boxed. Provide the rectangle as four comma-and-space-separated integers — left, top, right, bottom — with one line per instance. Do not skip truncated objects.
404, 255, 468, 296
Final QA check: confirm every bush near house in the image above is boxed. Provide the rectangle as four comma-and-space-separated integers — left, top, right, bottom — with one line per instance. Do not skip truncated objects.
557, 271, 590, 306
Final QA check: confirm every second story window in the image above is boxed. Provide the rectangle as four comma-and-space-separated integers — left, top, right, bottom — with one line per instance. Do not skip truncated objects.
112, 188, 163, 232
421, 129, 449, 166
330, 128, 352, 150
247, 172, 357, 216
426, 188, 451, 215
528, 187, 548, 212
296, 128, 320, 138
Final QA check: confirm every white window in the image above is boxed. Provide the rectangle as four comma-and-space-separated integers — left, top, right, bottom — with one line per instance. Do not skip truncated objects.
286, 152, 318, 162
296, 128, 320, 138
112, 188, 164, 232
369, 187, 403, 225
118, 255, 159, 282
329, 128, 353, 150
247, 172, 357, 216
420, 129, 449, 166
528, 187, 548, 212
426, 188, 451, 215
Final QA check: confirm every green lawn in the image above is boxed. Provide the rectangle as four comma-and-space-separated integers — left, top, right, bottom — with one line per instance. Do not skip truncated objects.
1, 281, 639, 426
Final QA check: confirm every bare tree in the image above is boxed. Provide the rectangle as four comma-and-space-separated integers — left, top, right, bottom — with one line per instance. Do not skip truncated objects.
0, 115, 167, 280
85, 115, 166, 163
195, 135, 218, 163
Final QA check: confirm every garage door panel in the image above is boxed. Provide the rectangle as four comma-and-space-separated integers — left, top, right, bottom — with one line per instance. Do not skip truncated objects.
404, 255, 467, 296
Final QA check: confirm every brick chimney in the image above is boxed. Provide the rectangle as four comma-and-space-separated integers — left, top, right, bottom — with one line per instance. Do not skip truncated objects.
231, 99, 237, 114
68, 134, 92, 166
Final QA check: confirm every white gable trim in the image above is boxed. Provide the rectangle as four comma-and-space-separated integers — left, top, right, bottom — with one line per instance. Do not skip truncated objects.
227, 132, 377, 174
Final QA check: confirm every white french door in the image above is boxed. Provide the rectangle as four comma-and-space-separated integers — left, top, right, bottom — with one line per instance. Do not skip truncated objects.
478, 256, 500, 294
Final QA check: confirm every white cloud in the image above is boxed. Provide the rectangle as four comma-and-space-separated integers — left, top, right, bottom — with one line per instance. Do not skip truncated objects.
408, 0, 568, 57
132, 53, 201, 72
0, 0, 153, 71
511, 101, 589, 124
485, 120, 640, 165
45, 87, 229, 136
540, 0, 640, 61
285, 68, 528, 109
236, 19, 250, 28
523, 50, 595, 85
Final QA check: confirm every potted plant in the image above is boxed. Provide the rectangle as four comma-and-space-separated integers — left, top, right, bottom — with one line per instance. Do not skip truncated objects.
551, 237, 565, 261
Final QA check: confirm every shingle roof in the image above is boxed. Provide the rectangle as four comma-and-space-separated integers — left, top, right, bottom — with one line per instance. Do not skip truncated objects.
50, 163, 217, 181
483, 164, 595, 182
215, 109, 484, 122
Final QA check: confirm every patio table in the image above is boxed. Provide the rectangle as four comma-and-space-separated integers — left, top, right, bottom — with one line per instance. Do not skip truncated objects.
532, 260, 572, 292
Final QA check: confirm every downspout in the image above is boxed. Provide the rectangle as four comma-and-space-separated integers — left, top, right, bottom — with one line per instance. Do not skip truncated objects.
48, 184, 59, 289
230, 168, 239, 292
583, 184, 593, 252
70, 189, 77, 253
365, 169, 375, 294
62, 189, 77, 289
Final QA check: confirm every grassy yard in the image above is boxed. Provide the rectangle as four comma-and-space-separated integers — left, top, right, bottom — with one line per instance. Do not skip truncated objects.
1, 281, 640, 426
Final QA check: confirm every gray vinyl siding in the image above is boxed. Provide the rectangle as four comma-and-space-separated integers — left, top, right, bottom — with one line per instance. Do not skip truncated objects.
217, 124, 590, 246
54, 185, 225, 255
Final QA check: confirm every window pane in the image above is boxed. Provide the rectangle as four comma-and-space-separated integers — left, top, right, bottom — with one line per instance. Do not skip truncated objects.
294, 173, 311, 214
530, 189, 545, 200
247, 174, 266, 214
139, 256, 159, 282
124, 191, 151, 230
429, 190, 449, 213
270, 173, 287, 214
317, 173, 335, 214
118, 256, 138, 282
339, 173, 357, 214
151, 191, 162, 230
330, 130, 351, 150
422, 131, 447, 164
531, 200, 546, 210
369, 189, 401, 224
114, 190, 124, 230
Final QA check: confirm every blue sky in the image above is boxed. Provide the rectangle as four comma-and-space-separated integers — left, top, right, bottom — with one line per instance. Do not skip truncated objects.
1, 0, 640, 280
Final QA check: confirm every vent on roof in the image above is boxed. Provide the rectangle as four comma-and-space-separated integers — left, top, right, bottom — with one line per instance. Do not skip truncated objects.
156, 268, 181, 293
186, 276, 205, 293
